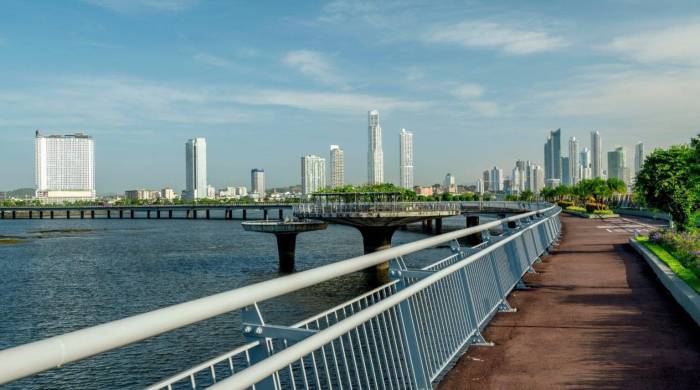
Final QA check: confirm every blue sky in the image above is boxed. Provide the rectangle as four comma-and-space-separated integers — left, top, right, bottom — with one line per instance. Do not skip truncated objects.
1, 0, 698, 193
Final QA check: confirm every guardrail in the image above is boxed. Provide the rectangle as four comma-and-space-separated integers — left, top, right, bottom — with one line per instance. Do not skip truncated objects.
293, 200, 545, 216
0, 202, 561, 389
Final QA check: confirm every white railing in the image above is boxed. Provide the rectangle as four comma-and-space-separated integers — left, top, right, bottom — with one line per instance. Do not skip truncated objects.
0, 202, 561, 389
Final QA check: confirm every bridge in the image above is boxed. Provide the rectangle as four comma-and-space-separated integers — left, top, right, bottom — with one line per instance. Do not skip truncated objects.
0, 203, 293, 220
1, 201, 697, 388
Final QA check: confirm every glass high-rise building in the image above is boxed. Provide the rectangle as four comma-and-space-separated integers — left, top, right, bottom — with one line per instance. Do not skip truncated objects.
607, 146, 626, 183
399, 128, 414, 190
184, 138, 207, 200
561, 157, 571, 186
634, 142, 645, 175
591, 131, 602, 178
489, 167, 503, 192
35, 130, 95, 203
544, 129, 561, 181
329, 145, 344, 189
301, 155, 326, 195
569, 137, 580, 185
367, 109, 384, 184
251, 168, 265, 195
580, 147, 592, 180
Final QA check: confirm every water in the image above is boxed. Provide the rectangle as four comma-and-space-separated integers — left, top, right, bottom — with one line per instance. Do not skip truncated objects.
0, 211, 469, 389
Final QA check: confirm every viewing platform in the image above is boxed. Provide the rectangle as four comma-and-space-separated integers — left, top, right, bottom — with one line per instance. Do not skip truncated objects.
242, 220, 327, 272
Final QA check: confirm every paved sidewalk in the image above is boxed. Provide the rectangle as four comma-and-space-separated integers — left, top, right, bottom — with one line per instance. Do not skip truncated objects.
438, 215, 700, 389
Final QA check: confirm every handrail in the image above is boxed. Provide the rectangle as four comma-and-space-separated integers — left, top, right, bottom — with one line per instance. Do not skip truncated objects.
210, 208, 559, 389
0, 203, 555, 385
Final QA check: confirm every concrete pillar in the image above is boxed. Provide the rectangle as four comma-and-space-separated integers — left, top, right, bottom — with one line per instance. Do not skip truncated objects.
147, 210, 151, 219
169, 210, 173, 219
435, 218, 443, 234
12, 211, 16, 219
0, 210, 4, 219
464, 215, 482, 247
357, 226, 399, 283
91, 210, 95, 219
119, 210, 123, 219
243, 209, 247, 220
275, 233, 298, 273
50, 210, 54, 219
193, 210, 198, 219
157, 210, 161, 219
66, 210, 70, 219
39, 211, 43, 219
423, 218, 433, 233
206, 209, 210, 219
279, 209, 284, 220
107, 210, 111, 219
80, 210, 85, 219
263, 209, 268, 220
29, 210, 33, 219
130, 210, 134, 219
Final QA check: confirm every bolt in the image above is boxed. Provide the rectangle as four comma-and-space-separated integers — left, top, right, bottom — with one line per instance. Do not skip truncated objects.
243, 326, 252, 333
255, 327, 263, 335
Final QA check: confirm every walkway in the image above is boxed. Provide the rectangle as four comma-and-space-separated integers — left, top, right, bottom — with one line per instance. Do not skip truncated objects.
439, 214, 700, 389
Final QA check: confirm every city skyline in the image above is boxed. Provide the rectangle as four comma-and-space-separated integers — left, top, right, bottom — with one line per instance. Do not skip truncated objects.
1, 1, 697, 192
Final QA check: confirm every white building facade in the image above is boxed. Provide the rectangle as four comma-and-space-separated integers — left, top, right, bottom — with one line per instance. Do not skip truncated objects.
489, 167, 504, 192
251, 169, 265, 196
301, 155, 326, 195
443, 173, 456, 193
568, 137, 580, 185
591, 131, 602, 178
399, 128, 414, 190
635, 142, 645, 176
35, 131, 96, 203
367, 109, 384, 184
330, 145, 344, 189
184, 138, 207, 201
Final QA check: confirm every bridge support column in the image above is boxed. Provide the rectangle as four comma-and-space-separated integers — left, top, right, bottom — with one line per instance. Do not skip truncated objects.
119, 210, 123, 219
80, 210, 84, 219
66, 210, 70, 219
422, 219, 433, 233
156, 210, 161, 219
279, 209, 283, 220
435, 218, 443, 234
0, 210, 4, 219
464, 215, 483, 247
168, 210, 173, 219
91, 210, 95, 219
107, 210, 111, 219
193, 210, 198, 219
274, 233, 298, 273
28, 210, 33, 219
39, 211, 43, 219
206, 209, 210, 219
50, 210, 54, 219
130, 210, 134, 219
242, 209, 247, 220
263, 209, 268, 220
357, 226, 398, 281
12, 211, 16, 219
147, 210, 151, 219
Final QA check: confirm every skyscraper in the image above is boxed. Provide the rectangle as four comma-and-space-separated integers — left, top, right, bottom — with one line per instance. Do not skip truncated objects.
591, 131, 602, 178
528, 164, 545, 193
251, 168, 265, 195
443, 173, 456, 193
399, 128, 414, 189
482, 170, 491, 192
544, 129, 561, 181
569, 137, 580, 185
634, 142, 645, 175
607, 146, 626, 182
489, 167, 503, 192
561, 157, 571, 186
367, 109, 384, 184
329, 145, 344, 189
301, 155, 326, 195
184, 138, 207, 201
580, 147, 592, 180
35, 131, 95, 203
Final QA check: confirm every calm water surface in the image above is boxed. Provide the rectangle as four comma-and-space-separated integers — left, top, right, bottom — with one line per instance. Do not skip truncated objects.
0, 212, 470, 389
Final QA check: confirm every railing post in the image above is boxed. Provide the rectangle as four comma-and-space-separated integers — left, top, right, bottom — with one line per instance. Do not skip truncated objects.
241, 304, 277, 390
390, 259, 431, 390
458, 266, 494, 346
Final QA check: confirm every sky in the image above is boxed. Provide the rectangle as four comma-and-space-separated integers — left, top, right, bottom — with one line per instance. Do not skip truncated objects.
0, 0, 698, 193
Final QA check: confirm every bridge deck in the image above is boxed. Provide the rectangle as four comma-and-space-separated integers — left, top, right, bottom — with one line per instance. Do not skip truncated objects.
439, 214, 700, 389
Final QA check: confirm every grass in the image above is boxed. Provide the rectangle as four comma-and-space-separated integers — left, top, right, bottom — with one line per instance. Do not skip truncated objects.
565, 206, 587, 212
637, 236, 700, 294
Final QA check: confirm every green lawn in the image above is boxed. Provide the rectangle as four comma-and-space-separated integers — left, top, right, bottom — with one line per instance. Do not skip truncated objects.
636, 236, 700, 294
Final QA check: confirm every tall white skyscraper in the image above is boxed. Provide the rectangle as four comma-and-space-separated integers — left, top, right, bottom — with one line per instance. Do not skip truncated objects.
608, 146, 627, 183
489, 167, 504, 192
527, 164, 545, 193
367, 109, 384, 184
443, 173, 456, 193
634, 142, 645, 175
251, 169, 265, 195
399, 128, 414, 189
184, 138, 207, 201
301, 155, 326, 195
329, 145, 344, 189
569, 136, 580, 185
591, 131, 602, 178
35, 131, 95, 203
580, 147, 592, 180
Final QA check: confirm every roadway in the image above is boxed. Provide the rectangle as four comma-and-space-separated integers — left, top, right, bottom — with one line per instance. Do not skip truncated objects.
439, 214, 700, 389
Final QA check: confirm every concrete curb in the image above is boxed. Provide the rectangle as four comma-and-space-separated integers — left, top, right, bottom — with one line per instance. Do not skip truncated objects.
629, 238, 700, 326
563, 210, 619, 219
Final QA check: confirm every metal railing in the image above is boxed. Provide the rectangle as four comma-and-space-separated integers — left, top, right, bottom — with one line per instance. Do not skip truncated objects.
293, 200, 545, 216
0, 202, 561, 389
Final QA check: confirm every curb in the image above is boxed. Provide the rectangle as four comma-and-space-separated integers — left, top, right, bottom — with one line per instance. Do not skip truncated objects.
629, 238, 700, 326
563, 210, 619, 219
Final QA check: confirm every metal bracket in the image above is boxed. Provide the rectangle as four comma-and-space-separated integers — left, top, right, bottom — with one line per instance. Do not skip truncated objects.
449, 239, 461, 254
469, 332, 494, 347
515, 279, 531, 290
242, 323, 318, 342
389, 268, 436, 281
497, 299, 517, 313
527, 266, 538, 274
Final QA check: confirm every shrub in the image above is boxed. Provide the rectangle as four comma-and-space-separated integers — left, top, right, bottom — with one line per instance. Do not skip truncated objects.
558, 200, 574, 208
565, 206, 586, 213
593, 209, 614, 215
585, 202, 607, 213
649, 230, 700, 278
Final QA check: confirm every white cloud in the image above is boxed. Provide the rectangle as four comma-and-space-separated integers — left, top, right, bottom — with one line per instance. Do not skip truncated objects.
234, 89, 428, 112
450, 83, 500, 117
451, 83, 484, 99
83, 0, 197, 13
424, 21, 568, 54
607, 23, 700, 65
283, 50, 346, 88
193, 53, 236, 69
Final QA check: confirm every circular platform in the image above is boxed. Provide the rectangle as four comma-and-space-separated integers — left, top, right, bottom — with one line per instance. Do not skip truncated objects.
242, 220, 328, 233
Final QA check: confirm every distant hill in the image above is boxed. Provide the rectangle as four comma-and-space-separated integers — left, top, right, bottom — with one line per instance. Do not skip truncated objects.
0, 188, 35, 199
